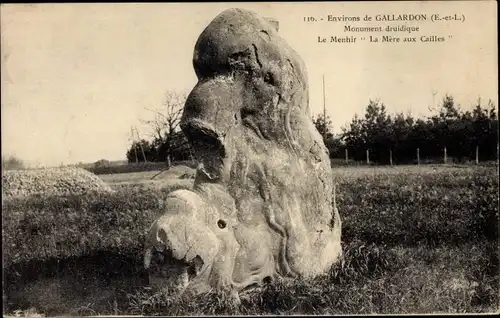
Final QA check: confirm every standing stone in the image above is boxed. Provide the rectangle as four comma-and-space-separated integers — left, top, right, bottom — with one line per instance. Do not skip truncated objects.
144, 7, 342, 296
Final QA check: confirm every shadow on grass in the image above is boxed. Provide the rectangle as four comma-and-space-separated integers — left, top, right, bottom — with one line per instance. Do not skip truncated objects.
123, 240, 499, 316
4, 239, 498, 316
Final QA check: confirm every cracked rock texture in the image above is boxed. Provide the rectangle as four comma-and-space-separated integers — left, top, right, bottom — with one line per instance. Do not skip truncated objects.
145, 8, 342, 296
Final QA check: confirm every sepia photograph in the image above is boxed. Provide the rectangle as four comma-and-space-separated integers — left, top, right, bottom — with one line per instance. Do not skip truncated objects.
1, 1, 498, 316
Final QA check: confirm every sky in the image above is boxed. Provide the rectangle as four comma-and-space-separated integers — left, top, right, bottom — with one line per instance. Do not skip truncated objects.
1, 1, 498, 167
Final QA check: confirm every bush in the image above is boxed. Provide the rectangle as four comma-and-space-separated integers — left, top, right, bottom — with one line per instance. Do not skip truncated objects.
94, 159, 111, 168
2, 155, 25, 171
2, 167, 113, 199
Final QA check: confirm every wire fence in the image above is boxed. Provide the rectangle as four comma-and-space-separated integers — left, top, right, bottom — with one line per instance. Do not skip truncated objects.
335, 144, 500, 166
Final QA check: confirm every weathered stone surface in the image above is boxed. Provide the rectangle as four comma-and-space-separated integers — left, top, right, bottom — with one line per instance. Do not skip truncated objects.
144, 7, 342, 296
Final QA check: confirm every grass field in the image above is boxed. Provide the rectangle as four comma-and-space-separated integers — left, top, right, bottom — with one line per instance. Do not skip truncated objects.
98, 164, 196, 184
99, 163, 493, 183
3, 164, 498, 316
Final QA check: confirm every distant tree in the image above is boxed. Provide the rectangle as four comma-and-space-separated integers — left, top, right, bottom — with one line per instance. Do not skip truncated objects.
476, 99, 498, 161
312, 113, 334, 141
166, 131, 194, 162
94, 159, 111, 168
141, 91, 187, 163
425, 95, 458, 159
2, 155, 25, 170
389, 112, 414, 163
361, 99, 393, 163
126, 139, 157, 163
341, 113, 366, 161
487, 99, 497, 120
338, 94, 498, 164
438, 94, 461, 120
312, 113, 344, 157
325, 137, 345, 158
341, 99, 394, 162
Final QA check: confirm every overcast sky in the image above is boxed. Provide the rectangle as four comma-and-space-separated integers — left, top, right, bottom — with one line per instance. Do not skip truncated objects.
1, 1, 497, 167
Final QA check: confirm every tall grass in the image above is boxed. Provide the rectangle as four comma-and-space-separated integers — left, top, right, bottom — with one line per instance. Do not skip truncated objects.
119, 241, 499, 315
2, 166, 498, 315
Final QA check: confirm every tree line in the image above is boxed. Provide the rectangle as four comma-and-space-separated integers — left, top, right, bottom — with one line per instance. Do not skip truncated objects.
127, 92, 498, 165
314, 95, 498, 164
2, 155, 25, 170
126, 91, 193, 165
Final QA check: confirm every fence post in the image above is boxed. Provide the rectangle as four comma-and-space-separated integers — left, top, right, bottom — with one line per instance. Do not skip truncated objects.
417, 148, 420, 165
134, 144, 139, 164
139, 144, 148, 163
444, 146, 447, 164
497, 143, 499, 166
345, 148, 348, 163
476, 145, 479, 165
389, 149, 393, 166
366, 149, 370, 165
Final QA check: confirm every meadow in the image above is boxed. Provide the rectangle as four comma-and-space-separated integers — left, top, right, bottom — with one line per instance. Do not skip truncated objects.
2, 164, 498, 316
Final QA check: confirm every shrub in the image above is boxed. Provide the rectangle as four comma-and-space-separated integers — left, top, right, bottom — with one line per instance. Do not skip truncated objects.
2, 167, 113, 199
2, 155, 25, 171
94, 159, 112, 168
